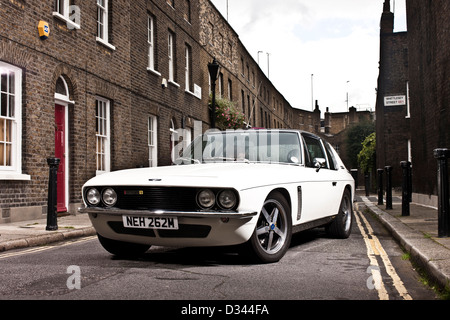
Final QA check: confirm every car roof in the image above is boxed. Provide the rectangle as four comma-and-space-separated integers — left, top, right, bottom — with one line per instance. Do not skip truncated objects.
205, 128, 322, 139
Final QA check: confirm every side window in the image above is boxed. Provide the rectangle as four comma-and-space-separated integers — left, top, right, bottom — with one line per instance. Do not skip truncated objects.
302, 134, 327, 168
324, 142, 338, 170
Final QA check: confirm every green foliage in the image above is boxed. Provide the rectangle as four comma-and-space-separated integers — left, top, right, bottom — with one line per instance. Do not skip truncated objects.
345, 121, 375, 169
357, 132, 376, 173
210, 96, 245, 130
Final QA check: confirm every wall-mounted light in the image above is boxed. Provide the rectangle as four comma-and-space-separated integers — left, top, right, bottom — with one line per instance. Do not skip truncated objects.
161, 78, 168, 88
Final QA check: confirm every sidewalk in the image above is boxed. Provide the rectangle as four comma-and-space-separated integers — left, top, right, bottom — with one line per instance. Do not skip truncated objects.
0, 213, 95, 252
357, 189, 450, 292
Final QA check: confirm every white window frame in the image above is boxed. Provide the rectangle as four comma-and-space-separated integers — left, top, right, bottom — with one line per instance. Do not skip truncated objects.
168, 32, 175, 82
218, 73, 223, 98
53, 0, 81, 30
148, 116, 158, 167
95, 97, 111, 175
146, 15, 159, 75
96, 0, 116, 50
185, 45, 191, 92
0, 62, 29, 180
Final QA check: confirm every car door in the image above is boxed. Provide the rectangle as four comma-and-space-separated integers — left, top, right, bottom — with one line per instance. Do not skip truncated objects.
299, 133, 342, 221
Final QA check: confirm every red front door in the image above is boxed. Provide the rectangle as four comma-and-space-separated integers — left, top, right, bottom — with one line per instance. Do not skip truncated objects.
55, 104, 67, 213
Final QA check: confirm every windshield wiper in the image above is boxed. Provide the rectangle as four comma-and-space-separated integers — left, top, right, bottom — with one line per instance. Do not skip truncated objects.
203, 157, 250, 163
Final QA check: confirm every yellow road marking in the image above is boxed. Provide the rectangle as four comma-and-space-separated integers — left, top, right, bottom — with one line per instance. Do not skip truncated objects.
0, 236, 96, 260
354, 204, 412, 300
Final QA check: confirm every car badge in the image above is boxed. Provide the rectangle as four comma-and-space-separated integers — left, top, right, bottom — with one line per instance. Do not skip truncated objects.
148, 178, 162, 181
124, 190, 144, 195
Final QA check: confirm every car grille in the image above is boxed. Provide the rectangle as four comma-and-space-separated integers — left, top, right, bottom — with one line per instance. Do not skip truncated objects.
112, 187, 199, 211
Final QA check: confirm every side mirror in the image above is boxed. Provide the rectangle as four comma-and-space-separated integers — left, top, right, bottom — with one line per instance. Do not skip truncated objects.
314, 158, 327, 172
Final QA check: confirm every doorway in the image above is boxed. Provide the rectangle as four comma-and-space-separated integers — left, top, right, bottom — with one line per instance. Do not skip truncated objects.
54, 76, 72, 213
55, 104, 67, 212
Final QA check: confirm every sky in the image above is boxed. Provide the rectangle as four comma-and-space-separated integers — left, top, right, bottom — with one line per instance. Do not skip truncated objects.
210, 0, 407, 114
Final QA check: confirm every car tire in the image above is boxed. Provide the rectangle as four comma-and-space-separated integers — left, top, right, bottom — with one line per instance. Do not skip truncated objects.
244, 191, 292, 263
97, 233, 151, 257
326, 188, 353, 239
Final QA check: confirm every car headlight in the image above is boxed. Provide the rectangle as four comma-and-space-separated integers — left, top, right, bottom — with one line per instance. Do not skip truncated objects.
102, 188, 117, 207
197, 189, 215, 209
217, 190, 237, 210
86, 188, 101, 206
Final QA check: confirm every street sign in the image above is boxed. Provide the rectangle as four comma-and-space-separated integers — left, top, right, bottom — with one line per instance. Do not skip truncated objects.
384, 95, 406, 106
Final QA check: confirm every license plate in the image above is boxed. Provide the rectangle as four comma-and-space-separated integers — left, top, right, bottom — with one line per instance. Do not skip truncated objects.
122, 216, 179, 230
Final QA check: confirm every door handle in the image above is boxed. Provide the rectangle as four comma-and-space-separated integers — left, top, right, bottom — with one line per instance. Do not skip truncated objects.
332, 182, 337, 186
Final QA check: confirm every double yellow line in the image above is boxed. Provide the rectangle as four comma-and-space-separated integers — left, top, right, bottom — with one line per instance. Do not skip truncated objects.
354, 204, 412, 300
0, 236, 96, 260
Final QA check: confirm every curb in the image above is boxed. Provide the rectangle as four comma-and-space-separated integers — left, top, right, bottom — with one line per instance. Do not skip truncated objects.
0, 226, 96, 252
361, 196, 450, 291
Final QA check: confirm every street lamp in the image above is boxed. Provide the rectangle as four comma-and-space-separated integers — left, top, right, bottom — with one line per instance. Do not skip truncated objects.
208, 57, 220, 129
346, 80, 350, 112
311, 74, 314, 111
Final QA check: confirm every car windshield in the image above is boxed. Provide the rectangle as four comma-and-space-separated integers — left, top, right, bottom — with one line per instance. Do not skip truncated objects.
175, 130, 302, 165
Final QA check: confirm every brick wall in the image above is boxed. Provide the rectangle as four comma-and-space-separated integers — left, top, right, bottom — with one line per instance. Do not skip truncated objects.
375, 1, 410, 188
406, 0, 450, 196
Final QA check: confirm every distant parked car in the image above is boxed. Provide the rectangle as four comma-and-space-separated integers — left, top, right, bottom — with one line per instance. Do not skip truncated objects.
80, 129, 354, 263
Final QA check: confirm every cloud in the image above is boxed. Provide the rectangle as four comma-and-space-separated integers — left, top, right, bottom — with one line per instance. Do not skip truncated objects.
211, 0, 394, 113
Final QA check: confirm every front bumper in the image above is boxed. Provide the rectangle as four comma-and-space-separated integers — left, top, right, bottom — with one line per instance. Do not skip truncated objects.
81, 206, 259, 247
78, 206, 257, 219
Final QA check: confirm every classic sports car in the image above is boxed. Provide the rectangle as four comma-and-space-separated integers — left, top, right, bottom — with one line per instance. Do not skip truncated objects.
80, 129, 354, 263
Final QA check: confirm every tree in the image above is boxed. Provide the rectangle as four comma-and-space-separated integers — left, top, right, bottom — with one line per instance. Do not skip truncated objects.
358, 132, 376, 173
345, 121, 375, 169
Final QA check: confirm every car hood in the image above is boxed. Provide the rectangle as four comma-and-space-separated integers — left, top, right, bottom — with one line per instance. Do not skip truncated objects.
83, 163, 303, 191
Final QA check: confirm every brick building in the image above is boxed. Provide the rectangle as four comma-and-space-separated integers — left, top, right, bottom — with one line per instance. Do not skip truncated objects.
323, 106, 374, 171
375, 0, 410, 188
376, 0, 450, 206
406, 0, 450, 206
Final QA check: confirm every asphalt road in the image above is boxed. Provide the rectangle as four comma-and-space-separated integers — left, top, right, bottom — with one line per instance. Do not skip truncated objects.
0, 202, 438, 305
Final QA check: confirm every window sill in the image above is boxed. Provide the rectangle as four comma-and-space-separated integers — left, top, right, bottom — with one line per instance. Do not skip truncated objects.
185, 89, 201, 100
52, 12, 81, 30
0, 172, 31, 181
147, 68, 161, 77
168, 80, 180, 88
96, 37, 116, 51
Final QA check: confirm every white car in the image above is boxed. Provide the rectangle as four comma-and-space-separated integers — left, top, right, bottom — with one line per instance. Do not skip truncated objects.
80, 129, 354, 263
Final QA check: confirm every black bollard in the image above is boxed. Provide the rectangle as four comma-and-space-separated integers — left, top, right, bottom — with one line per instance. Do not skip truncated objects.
351, 169, 358, 189
46, 158, 60, 231
377, 169, 384, 205
364, 173, 370, 196
408, 162, 412, 203
400, 161, 410, 216
385, 166, 393, 210
434, 149, 450, 238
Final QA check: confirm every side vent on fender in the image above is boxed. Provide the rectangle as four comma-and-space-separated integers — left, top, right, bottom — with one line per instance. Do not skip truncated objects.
297, 186, 302, 221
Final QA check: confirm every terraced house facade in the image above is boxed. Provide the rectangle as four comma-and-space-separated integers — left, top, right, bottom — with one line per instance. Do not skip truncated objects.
1, 0, 321, 223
